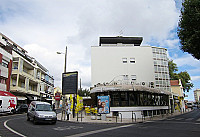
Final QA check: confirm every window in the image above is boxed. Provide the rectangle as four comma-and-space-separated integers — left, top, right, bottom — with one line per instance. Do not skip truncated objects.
2, 59, 8, 68
131, 75, 136, 81
122, 58, 127, 63
130, 58, 135, 63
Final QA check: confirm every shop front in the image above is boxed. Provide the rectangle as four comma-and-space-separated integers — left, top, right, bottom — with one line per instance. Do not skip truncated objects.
90, 85, 172, 118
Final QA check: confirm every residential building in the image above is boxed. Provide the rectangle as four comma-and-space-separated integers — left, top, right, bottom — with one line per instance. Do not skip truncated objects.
0, 33, 54, 104
0, 40, 12, 91
91, 36, 172, 118
194, 89, 200, 102
170, 79, 185, 112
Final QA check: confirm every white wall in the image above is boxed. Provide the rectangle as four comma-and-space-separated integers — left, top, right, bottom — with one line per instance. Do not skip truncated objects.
91, 46, 155, 86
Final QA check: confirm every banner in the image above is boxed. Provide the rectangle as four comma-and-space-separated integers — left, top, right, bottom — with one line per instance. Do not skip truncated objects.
97, 96, 110, 114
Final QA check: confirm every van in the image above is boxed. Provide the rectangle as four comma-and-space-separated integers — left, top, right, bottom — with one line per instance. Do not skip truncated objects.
0, 91, 17, 114
27, 101, 57, 124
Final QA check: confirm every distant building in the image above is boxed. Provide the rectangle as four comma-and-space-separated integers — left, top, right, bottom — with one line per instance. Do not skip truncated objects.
170, 79, 185, 112
91, 36, 172, 118
194, 89, 200, 102
0, 33, 54, 104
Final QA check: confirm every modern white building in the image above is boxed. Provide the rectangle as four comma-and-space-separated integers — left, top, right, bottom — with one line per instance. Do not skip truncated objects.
91, 36, 172, 119
91, 37, 171, 91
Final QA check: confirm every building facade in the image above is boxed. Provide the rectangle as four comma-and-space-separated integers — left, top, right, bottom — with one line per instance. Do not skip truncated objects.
91, 36, 172, 118
0, 40, 12, 91
0, 33, 54, 104
194, 89, 200, 102
170, 79, 185, 112
91, 37, 171, 91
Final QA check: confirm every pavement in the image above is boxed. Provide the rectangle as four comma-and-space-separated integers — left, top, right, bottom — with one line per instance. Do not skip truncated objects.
56, 108, 193, 124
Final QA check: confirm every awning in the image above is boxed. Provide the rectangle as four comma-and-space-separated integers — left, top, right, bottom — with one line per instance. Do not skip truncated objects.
16, 96, 27, 100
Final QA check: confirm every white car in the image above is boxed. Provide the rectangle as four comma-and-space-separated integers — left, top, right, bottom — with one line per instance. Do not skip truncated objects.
27, 101, 57, 124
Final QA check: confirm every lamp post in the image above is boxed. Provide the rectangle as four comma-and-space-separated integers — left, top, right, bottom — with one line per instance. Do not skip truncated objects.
57, 46, 67, 120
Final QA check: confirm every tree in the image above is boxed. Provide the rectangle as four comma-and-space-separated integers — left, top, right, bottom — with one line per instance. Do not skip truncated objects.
177, 0, 200, 60
78, 89, 90, 96
168, 60, 179, 79
168, 60, 193, 92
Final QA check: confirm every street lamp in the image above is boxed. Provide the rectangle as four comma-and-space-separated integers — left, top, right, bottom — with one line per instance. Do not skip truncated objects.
57, 46, 67, 120
57, 46, 67, 73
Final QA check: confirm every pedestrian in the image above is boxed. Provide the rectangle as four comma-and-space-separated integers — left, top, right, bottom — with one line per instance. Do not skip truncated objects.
66, 102, 69, 120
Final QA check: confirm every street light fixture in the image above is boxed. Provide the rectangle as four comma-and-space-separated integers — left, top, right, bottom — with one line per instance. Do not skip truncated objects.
56, 46, 67, 120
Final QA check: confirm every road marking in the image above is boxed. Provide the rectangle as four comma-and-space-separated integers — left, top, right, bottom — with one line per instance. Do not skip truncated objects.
196, 118, 200, 121
53, 126, 83, 131
185, 118, 194, 121
4, 120, 27, 137
66, 124, 134, 137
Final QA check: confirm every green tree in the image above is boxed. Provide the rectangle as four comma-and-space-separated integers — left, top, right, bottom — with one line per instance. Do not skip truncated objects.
177, 0, 200, 60
78, 89, 90, 96
168, 60, 193, 92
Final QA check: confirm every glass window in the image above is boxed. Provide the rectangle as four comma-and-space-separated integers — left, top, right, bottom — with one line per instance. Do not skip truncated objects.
121, 92, 129, 106
130, 58, 135, 63
122, 58, 127, 63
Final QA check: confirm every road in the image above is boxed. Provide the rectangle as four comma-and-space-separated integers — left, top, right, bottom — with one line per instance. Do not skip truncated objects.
0, 109, 200, 137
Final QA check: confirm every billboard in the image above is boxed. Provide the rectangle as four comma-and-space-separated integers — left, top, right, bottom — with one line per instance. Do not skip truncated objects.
97, 96, 110, 114
62, 71, 78, 94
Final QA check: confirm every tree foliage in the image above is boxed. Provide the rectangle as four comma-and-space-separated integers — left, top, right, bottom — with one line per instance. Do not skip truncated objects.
177, 0, 200, 60
78, 89, 90, 96
168, 60, 193, 92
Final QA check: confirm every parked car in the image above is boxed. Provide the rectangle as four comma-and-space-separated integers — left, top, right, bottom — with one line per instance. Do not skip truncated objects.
15, 104, 28, 113
27, 101, 57, 124
186, 102, 193, 108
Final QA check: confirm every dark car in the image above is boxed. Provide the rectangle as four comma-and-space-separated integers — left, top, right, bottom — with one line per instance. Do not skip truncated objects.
15, 104, 28, 113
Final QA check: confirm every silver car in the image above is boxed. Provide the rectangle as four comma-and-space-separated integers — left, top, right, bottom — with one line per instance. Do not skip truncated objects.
27, 101, 57, 124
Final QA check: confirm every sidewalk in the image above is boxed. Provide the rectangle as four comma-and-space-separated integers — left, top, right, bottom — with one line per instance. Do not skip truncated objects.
57, 109, 192, 124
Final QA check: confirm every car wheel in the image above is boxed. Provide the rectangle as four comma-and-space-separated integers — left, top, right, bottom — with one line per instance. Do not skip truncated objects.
33, 117, 37, 125
52, 121, 56, 124
27, 116, 30, 121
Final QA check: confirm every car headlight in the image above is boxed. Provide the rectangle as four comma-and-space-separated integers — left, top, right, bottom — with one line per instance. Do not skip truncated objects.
36, 114, 45, 118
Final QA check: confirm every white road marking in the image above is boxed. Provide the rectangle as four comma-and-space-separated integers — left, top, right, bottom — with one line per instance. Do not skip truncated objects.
54, 126, 83, 131
185, 118, 194, 121
4, 120, 27, 137
196, 118, 200, 121
66, 124, 134, 137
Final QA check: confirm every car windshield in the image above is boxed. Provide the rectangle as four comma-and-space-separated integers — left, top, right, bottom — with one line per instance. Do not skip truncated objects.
36, 104, 52, 111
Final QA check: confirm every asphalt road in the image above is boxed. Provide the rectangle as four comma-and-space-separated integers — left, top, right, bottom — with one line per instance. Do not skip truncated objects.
0, 109, 200, 137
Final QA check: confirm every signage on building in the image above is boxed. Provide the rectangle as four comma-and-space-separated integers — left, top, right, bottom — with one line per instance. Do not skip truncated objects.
62, 71, 78, 94
97, 96, 110, 114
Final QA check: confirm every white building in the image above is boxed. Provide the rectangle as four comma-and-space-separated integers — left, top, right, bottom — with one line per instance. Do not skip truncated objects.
91, 37, 171, 91
91, 36, 172, 119
194, 89, 200, 102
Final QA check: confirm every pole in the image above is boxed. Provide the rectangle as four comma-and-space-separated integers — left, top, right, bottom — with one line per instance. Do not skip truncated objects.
61, 46, 67, 121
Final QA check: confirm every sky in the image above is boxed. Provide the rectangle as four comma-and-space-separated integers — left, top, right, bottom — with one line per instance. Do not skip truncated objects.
0, 0, 199, 101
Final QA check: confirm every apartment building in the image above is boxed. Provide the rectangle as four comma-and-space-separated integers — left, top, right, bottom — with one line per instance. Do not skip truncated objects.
0, 33, 54, 104
0, 42, 12, 91
194, 89, 200, 102
91, 36, 171, 91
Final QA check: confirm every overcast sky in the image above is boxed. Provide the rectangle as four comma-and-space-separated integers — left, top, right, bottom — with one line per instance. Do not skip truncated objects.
0, 0, 199, 101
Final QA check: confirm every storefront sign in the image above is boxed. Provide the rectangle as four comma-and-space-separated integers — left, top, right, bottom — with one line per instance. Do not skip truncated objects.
97, 96, 110, 114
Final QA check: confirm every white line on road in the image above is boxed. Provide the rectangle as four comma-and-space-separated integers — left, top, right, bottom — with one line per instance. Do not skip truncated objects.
66, 124, 134, 137
4, 120, 27, 137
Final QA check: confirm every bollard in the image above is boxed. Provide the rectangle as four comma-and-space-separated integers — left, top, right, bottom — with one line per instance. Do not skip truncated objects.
81, 111, 82, 122
77, 112, 78, 121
